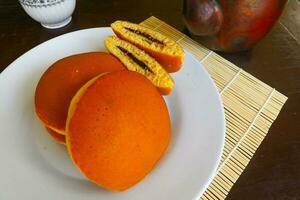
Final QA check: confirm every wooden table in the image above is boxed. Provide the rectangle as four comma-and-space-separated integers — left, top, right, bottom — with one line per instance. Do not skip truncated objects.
0, 0, 299, 199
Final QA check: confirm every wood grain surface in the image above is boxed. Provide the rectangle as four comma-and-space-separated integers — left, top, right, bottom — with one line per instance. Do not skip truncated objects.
0, 0, 299, 199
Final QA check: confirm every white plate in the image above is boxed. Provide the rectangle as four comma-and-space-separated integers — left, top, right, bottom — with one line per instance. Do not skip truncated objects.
0, 28, 225, 200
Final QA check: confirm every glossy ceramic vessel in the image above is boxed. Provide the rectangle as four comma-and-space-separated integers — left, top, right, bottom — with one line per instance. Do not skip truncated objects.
19, 0, 76, 29
183, 0, 288, 52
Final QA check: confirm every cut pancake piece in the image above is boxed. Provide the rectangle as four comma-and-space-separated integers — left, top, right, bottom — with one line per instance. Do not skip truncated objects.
35, 52, 125, 135
111, 20, 184, 72
45, 127, 66, 145
66, 71, 171, 191
105, 36, 174, 95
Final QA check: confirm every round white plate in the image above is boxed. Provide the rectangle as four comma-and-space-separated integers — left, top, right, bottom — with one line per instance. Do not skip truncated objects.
0, 28, 225, 200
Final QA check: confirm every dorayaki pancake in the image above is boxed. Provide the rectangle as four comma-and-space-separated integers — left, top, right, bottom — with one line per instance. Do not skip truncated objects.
111, 20, 184, 72
35, 52, 125, 135
45, 127, 66, 145
105, 36, 174, 95
66, 71, 171, 191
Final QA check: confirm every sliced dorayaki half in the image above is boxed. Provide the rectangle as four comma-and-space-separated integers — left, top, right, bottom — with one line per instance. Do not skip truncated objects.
105, 36, 174, 95
111, 20, 184, 72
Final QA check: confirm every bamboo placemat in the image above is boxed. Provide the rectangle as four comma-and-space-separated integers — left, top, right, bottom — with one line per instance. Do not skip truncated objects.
140, 16, 288, 200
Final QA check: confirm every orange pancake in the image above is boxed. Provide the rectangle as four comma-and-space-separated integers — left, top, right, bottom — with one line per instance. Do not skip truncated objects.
66, 71, 171, 191
35, 52, 125, 135
45, 127, 66, 144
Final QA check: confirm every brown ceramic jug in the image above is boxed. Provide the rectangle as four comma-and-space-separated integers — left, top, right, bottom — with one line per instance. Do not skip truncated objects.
183, 0, 288, 52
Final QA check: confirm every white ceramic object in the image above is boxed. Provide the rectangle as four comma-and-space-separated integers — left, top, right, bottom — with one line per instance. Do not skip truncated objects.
0, 28, 225, 200
19, 0, 76, 29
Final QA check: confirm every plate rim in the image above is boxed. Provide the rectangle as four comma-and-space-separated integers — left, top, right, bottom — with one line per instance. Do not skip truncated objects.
185, 52, 226, 199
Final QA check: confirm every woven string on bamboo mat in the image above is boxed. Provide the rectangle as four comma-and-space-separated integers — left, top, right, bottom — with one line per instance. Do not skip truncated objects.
140, 16, 288, 200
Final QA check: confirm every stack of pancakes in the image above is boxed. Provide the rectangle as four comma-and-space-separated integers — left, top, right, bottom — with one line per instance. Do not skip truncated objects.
35, 21, 184, 191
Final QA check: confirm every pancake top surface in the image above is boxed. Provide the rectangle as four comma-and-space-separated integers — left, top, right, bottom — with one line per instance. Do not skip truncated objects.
67, 70, 171, 191
35, 52, 124, 132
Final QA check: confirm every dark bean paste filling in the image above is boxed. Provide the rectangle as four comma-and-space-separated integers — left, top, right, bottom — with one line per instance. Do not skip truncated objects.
117, 46, 154, 74
124, 27, 165, 45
